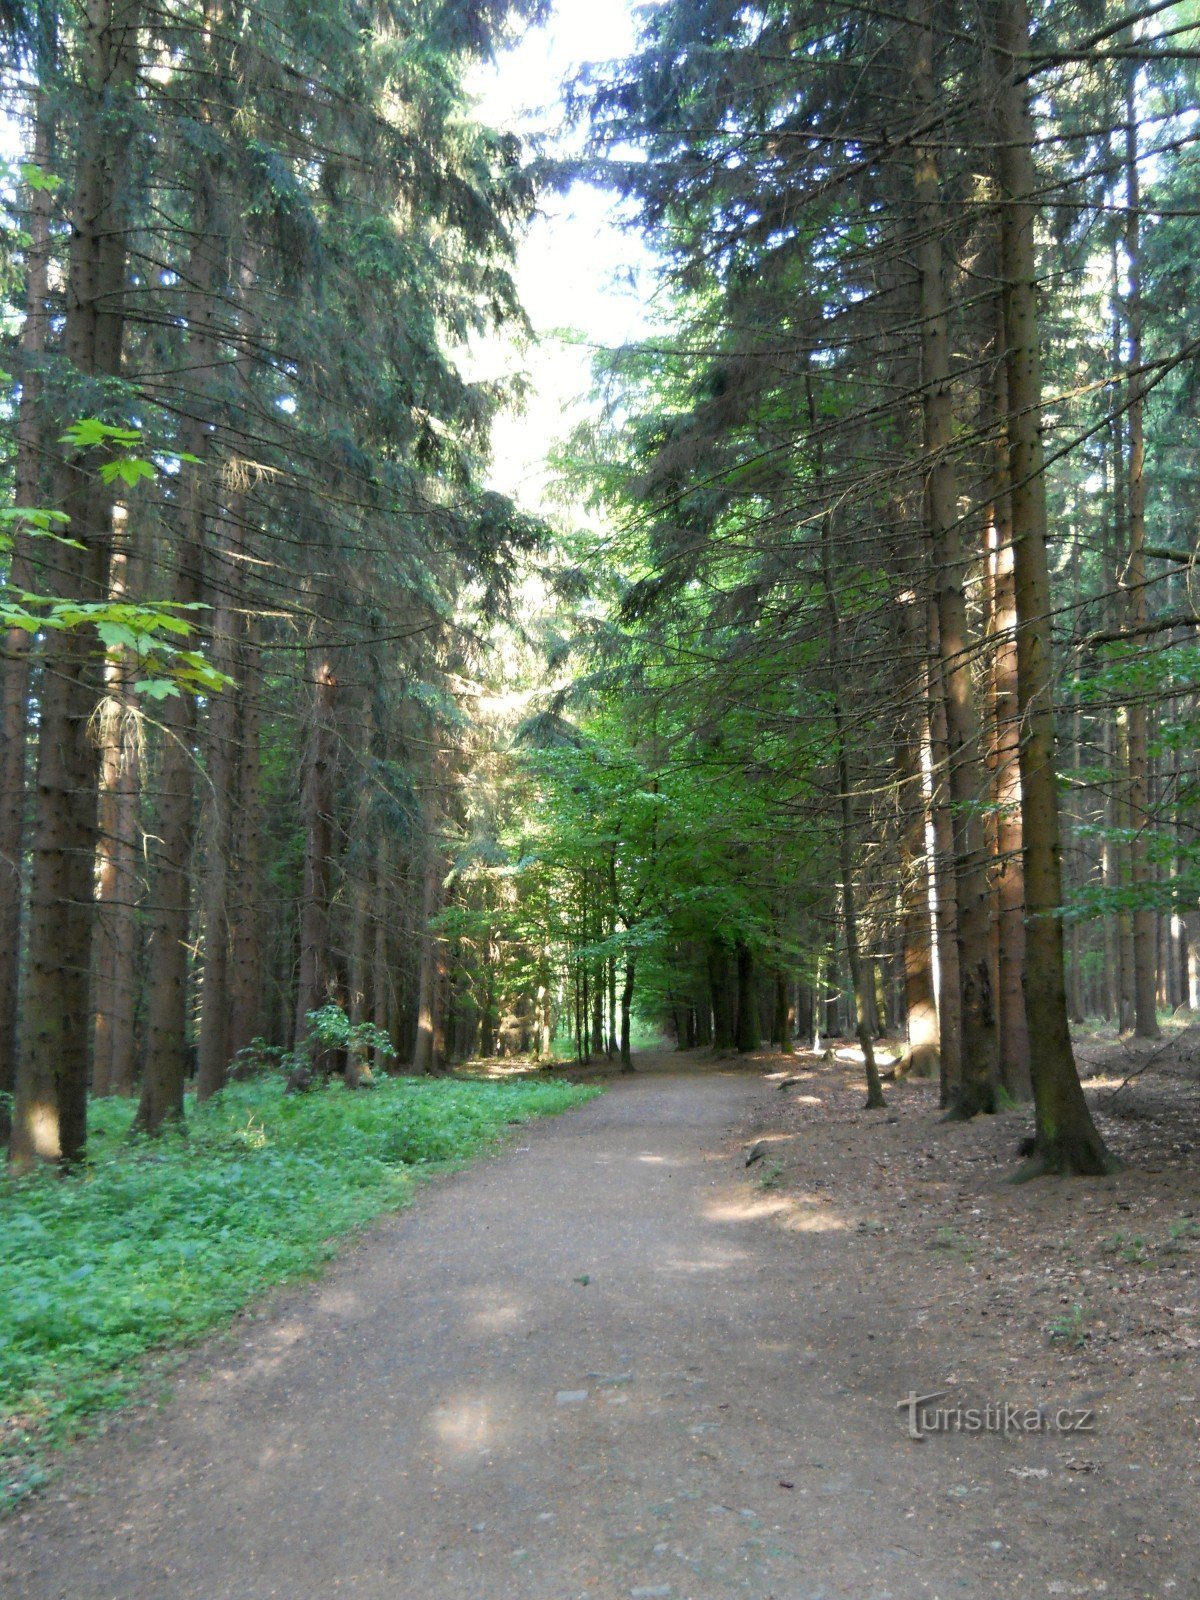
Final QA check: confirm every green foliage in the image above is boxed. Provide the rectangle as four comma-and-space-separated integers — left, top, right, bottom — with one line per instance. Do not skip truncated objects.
1, 426, 229, 699
0, 1073, 598, 1508
1047, 1304, 1089, 1349
1099, 1231, 1149, 1265
302, 1004, 396, 1061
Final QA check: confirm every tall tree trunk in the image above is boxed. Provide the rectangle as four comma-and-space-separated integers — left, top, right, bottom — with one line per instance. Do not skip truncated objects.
412, 852, 442, 1073
226, 616, 262, 1055
291, 654, 338, 1072
196, 243, 259, 1099
136, 180, 226, 1134
821, 515, 885, 1109
371, 831, 392, 1056
894, 598, 939, 1077
193, 499, 240, 1100
1, 80, 56, 1136
926, 603, 962, 1104
1100, 704, 1121, 1021
619, 954, 635, 1071
595, 960, 604, 1062
607, 953, 617, 1057
11, 0, 143, 1170
735, 940, 760, 1052
708, 936, 734, 1049
1120, 70, 1159, 1039
993, 0, 1111, 1173
91, 525, 141, 1097
987, 299, 1031, 1096
344, 792, 371, 1089
911, 0, 997, 1117
772, 969, 792, 1053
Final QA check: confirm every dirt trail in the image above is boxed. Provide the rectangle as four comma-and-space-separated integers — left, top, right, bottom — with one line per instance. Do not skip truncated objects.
0, 1057, 1180, 1598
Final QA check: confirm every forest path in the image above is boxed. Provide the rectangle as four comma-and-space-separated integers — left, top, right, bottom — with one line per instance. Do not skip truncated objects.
0, 1058, 1105, 1598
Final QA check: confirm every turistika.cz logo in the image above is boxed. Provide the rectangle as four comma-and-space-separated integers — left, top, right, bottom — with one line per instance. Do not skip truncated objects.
897, 1390, 1096, 1440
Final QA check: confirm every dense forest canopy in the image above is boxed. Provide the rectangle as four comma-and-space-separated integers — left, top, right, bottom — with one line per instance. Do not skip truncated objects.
3, 0, 1200, 1178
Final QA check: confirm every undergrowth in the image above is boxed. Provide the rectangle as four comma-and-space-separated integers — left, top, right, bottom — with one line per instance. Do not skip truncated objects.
0, 1073, 598, 1510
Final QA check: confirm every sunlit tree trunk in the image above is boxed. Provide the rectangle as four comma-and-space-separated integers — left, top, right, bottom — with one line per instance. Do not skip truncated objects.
893, 593, 939, 1077
821, 514, 884, 1108
911, 0, 997, 1117
91, 524, 141, 1098
926, 604, 962, 1105
987, 300, 1031, 1096
11, 0, 144, 1170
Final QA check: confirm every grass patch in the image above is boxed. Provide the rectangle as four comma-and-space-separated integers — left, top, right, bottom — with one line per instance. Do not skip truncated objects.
0, 1073, 598, 1509
1047, 1303, 1089, 1349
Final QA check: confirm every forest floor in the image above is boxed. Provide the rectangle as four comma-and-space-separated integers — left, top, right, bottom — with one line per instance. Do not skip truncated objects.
1, 1042, 1197, 1599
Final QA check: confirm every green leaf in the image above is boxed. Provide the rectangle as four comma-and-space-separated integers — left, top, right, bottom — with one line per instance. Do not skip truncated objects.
100, 457, 158, 489
95, 622, 141, 652
19, 163, 62, 193
59, 420, 143, 452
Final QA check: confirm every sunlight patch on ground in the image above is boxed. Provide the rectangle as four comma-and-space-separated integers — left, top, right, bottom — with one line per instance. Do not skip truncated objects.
266, 1320, 308, 1347
456, 1059, 548, 1081
430, 1397, 499, 1453
778, 1207, 850, 1235
704, 1188, 849, 1233
661, 1253, 748, 1273
705, 1193, 795, 1223
315, 1288, 362, 1316
465, 1297, 528, 1332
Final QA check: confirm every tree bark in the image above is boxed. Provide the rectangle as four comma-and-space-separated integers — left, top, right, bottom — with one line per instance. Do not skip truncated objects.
1, 80, 55, 1135
291, 654, 338, 1071
136, 179, 226, 1135
708, 936, 734, 1049
893, 596, 939, 1078
11, 0, 144, 1170
821, 514, 885, 1108
91, 526, 141, 1098
911, 0, 997, 1117
371, 831, 392, 1056
193, 501, 240, 1100
772, 969, 792, 1053
1120, 70, 1159, 1039
412, 852, 442, 1073
226, 615, 263, 1055
619, 954, 635, 1070
196, 243, 260, 1099
925, 603, 962, 1105
993, 0, 1112, 1174
735, 940, 759, 1052
987, 298, 1031, 1097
